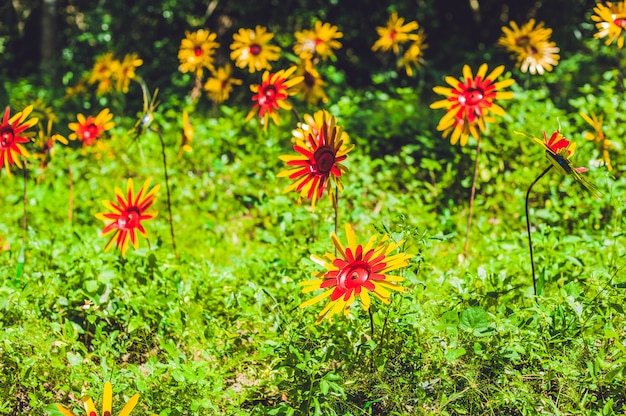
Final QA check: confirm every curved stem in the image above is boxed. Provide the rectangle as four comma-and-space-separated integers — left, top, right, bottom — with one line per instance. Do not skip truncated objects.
463, 138, 482, 255
525, 165, 553, 298
153, 127, 179, 258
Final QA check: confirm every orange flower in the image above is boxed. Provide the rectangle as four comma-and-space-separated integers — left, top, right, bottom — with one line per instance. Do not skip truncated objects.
68, 109, 114, 146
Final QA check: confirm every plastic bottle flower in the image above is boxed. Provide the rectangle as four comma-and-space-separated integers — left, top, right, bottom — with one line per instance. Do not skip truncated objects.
204, 64, 243, 104
372, 11, 421, 55
592, 1, 626, 48
230, 26, 281, 73
292, 59, 329, 106
430, 64, 515, 146
293, 21, 343, 61
68, 109, 115, 146
0, 105, 38, 177
300, 223, 412, 323
245, 66, 303, 129
580, 111, 613, 171
112, 53, 143, 93
32, 118, 68, 169
178, 29, 220, 78
498, 19, 560, 75
399, 35, 428, 76
291, 109, 350, 148
88, 52, 118, 95
95, 178, 160, 256
278, 110, 353, 210
55, 381, 157, 416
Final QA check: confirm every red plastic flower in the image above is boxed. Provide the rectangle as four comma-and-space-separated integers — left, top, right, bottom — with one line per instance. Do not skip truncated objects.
431, 64, 514, 145
300, 224, 413, 323
68, 109, 115, 146
95, 178, 160, 256
0, 105, 38, 177
278, 111, 353, 210
245, 66, 303, 129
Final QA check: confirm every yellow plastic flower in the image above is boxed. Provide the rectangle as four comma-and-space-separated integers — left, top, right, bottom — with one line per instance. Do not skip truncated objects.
293, 21, 343, 61
498, 20, 560, 74
292, 59, 329, 106
430, 64, 515, 146
68, 109, 115, 146
112, 53, 143, 93
204, 64, 243, 103
592, 1, 626, 48
300, 223, 412, 323
399, 34, 427, 76
95, 178, 160, 256
372, 11, 421, 55
55, 381, 157, 416
278, 110, 353, 210
88, 52, 118, 95
178, 29, 220, 77
178, 109, 194, 158
230, 26, 281, 73
32, 118, 68, 169
245, 66, 303, 129
581, 111, 613, 171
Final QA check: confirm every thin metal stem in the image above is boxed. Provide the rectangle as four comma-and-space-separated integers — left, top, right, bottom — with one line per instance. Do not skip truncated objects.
463, 138, 482, 255
153, 127, 178, 258
525, 165, 553, 298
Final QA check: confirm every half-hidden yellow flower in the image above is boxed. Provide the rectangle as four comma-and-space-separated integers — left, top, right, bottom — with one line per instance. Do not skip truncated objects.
112, 53, 143, 93
230, 26, 281, 73
399, 33, 428, 76
581, 111, 613, 171
32, 118, 68, 169
178, 29, 220, 77
293, 21, 343, 61
291, 109, 350, 149
430, 64, 515, 146
592, 1, 626, 48
95, 178, 160, 256
498, 20, 560, 75
178, 109, 194, 158
204, 64, 243, 103
245, 66, 303, 129
278, 110, 353, 210
88, 52, 118, 95
55, 381, 157, 416
292, 59, 329, 106
372, 11, 421, 55
300, 223, 412, 324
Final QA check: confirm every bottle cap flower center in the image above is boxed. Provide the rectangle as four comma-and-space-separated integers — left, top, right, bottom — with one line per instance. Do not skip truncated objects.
0, 126, 15, 148
312, 145, 336, 175
193, 46, 203, 57
458, 87, 484, 106
614, 16, 626, 27
336, 260, 371, 290
117, 207, 141, 230
249, 44, 262, 55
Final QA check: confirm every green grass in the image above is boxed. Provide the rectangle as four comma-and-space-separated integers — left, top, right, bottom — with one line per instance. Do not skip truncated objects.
3, 70, 626, 416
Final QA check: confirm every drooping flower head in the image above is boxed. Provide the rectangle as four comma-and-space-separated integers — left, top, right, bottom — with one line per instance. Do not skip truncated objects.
204, 64, 243, 104
32, 118, 68, 169
178, 29, 220, 77
0, 105, 38, 177
245, 66, 303, 129
300, 223, 412, 323
55, 381, 157, 416
278, 110, 353, 210
399, 33, 428, 76
112, 53, 143, 93
68, 109, 115, 146
293, 59, 329, 106
592, 1, 626, 48
230, 26, 281, 73
294, 21, 343, 61
498, 20, 560, 75
95, 178, 160, 256
515, 129, 600, 197
580, 111, 613, 171
372, 11, 421, 55
430, 64, 515, 146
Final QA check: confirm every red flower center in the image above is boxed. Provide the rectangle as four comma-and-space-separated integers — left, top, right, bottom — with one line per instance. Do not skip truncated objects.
117, 207, 141, 230
104, 412, 111, 416
458, 87, 484, 107
312, 145, 336, 175
515, 35, 530, 48
614, 17, 626, 27
258, 85, 277, 107
249, 44, 262, 55
336, 260, 371, 291
388, 30, 397, 40
193, 46, 203, 57
0, 126, 15, 148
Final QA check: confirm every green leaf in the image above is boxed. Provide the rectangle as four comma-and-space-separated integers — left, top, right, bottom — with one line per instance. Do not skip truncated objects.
459, 306, 489, 335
